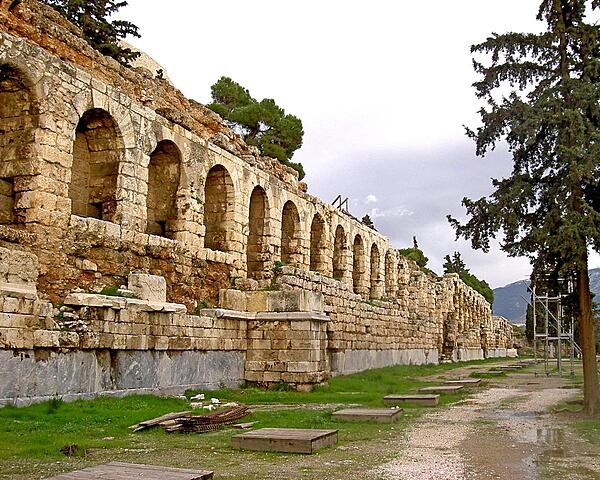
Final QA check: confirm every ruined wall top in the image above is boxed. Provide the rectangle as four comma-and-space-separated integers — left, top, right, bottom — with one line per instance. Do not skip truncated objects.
0, 0, 304, 190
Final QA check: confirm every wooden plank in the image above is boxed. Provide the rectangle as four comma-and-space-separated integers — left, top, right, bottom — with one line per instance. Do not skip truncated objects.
131, 411, 191, 431
231, 428, 338, 454
443, 378, 482, 386
383, 394, 440, 407
47, 462, 213, 480
331, 408, 403, 423
418, 385, 464, 394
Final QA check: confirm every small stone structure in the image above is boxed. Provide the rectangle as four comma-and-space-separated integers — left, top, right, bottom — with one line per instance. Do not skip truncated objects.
0, 0, 513, 404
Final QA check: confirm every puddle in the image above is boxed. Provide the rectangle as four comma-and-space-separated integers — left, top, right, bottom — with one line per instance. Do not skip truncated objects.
519, 427, 565, 448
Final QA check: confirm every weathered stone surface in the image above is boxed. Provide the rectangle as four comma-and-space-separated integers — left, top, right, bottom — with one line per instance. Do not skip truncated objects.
127, 273, 166, 302
0, 349, 244, 406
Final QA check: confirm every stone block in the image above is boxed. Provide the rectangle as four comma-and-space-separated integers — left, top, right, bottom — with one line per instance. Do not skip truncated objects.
218, 289, 247, 311
246, 291, 269, 312
127, 273, 166, 302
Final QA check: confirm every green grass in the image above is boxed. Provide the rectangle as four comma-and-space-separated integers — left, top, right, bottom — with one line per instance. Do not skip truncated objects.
197, 358, 502, 408
576, 418, 600, 444
0, 358, 508, 468
0, 394, 190, 460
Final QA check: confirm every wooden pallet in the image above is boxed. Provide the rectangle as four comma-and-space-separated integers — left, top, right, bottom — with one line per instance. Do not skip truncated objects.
443, 378, 482, 386
383, 394, 440, 407
47, 462, 213, 479
418, 385, 464, 394
231, 427, 338, 454
331, 408, 403, 423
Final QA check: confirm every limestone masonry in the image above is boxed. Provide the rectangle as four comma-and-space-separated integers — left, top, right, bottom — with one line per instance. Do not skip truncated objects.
0, 0, 513, 404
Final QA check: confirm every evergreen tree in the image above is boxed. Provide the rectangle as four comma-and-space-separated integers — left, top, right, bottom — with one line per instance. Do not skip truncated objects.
208, 76, 305, 179
361, 214, 375, 230
448, 0, 600, 413
443, 252, 494, 304
40, 0, 140, 65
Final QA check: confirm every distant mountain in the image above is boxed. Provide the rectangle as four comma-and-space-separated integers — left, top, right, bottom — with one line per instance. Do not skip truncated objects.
492, 268, 600, 324
493, 280, 529, 324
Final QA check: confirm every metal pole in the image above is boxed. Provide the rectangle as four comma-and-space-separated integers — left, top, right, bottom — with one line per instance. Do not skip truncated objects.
570, 314, 575, 376
557, 295, 562, 376
545, 295, 549, 375
533, 285, 537, 364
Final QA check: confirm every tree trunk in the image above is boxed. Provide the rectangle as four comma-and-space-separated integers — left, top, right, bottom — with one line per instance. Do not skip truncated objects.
577, 260, 600, 415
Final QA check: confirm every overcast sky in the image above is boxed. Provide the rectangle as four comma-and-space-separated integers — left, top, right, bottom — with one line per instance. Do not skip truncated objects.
120, 0, 600, 288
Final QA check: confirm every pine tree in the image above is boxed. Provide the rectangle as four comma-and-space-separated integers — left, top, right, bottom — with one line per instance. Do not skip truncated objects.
40, 0, 140, 65
361, 214, 375, 230
443, 252, 494, 304
208, 76, 305, 179
448, 0, 600, 413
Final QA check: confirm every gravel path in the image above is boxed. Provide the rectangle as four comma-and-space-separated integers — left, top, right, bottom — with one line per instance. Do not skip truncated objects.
371, 369, 588, 480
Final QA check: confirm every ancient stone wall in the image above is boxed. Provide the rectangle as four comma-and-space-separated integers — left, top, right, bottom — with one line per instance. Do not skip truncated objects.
0, 0, 513, 402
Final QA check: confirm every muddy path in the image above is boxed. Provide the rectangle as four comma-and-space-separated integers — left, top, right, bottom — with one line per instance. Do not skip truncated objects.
372, 363, 600, 479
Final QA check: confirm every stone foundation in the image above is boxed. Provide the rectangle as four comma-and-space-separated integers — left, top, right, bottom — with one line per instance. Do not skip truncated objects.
0, 349, 244, 406
330, 349, 439, 376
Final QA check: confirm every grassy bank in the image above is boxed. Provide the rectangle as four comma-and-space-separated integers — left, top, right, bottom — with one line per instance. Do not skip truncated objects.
0, 358, 505, 479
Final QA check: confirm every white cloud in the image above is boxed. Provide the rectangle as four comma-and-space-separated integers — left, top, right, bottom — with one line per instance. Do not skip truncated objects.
369, 207, 414, 219
121, 0, 548, 288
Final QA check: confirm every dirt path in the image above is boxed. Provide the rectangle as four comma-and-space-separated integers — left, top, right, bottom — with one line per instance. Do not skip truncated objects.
371, 364, 600, 479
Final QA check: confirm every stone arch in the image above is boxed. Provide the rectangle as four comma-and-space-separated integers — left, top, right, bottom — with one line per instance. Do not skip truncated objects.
146, 140, 181, 237
353, 234, 367, 295
204, 164, 235, 252
0, 64, 37, 227
69, 108, 123, 222
333, 224, 345, 281
281, 200, 302, 267
370, 243, 381, 299
247, 185, 269, 279
385, 250, 398, 298
309, 213, 328, 274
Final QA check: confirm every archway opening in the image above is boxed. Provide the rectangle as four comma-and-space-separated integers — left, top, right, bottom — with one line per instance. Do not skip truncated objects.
370, 243, 380, 299
281, 200, 301, 267
310, 213, 327, 274
247, 186, 268, 279
0, 64, 37, 227
70, 108, 122, 221
204, 164, 234, 252
333, 225, 345, 280
147, 140, 180, 237
353, 235, 365, 294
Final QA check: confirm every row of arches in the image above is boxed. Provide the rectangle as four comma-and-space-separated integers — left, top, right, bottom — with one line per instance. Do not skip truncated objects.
0, 62, 401, 299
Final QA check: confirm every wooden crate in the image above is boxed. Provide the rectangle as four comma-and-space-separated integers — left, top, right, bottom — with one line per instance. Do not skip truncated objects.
331, 408, 402, 423
418, 385, 464, 394
47, 462, 213, 479
231, 428, 338, 454
383, 394, 440, 407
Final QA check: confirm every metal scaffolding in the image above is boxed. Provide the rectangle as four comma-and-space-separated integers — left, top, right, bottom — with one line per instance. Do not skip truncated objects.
530, 282, 581, 376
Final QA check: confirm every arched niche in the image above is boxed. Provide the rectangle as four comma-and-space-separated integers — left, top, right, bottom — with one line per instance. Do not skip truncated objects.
204, 164, 235, 252
147, 140, 181, 237
353, 234, 366, 295
370, 243, 380, 299
247, 185, 268, 279
309, 213, 328, 274
333, 224, 345, 280
70, 108, 123, 222
0, 64, 37, 227
281, 200, 302, 267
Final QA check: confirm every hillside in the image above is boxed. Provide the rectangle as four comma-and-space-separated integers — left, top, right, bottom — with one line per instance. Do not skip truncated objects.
492, 268, 600, 324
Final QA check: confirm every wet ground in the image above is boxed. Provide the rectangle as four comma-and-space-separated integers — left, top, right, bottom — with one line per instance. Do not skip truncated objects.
373, 362, 600, 479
